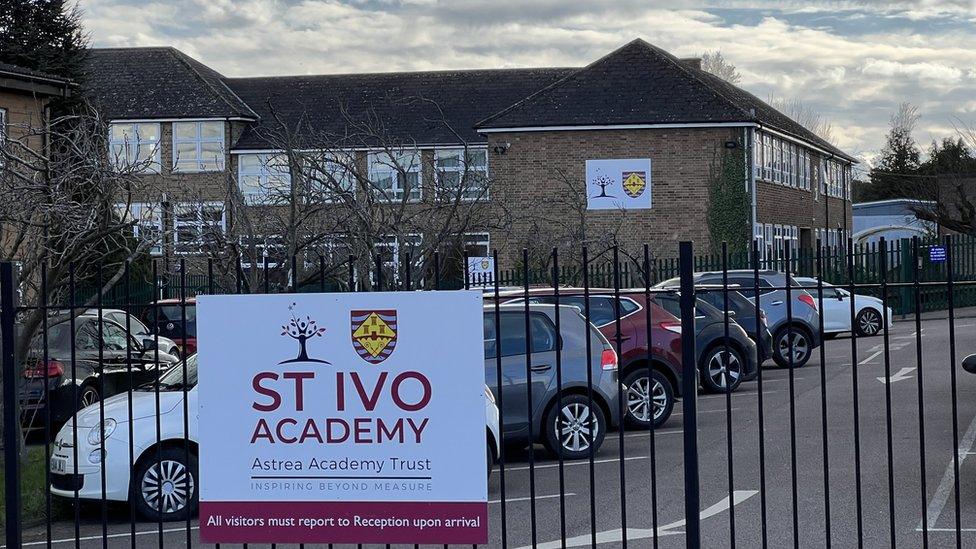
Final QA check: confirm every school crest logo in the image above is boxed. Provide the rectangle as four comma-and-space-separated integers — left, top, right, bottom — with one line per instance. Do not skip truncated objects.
350, 310, 398, 364
621, 171, 647, 198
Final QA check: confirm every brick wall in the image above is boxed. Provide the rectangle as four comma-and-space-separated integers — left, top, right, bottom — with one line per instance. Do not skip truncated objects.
0, 90, 48, 156
485, 127, 744, 266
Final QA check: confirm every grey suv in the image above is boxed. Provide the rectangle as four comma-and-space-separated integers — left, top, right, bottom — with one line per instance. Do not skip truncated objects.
484, 304, 621, 459
695, 270, 821, 368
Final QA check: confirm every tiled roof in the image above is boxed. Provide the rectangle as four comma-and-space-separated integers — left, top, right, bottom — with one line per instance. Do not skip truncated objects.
475, 39, 854, 161
225, 68, 574, 149
0, 62, 71, 84
85, 48, 257, 120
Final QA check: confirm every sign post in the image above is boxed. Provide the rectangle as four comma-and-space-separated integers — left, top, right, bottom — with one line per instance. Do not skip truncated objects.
197, 291, 487, 544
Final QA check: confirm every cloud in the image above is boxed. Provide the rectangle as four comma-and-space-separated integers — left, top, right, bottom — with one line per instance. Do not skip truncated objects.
78, 0, 976, 158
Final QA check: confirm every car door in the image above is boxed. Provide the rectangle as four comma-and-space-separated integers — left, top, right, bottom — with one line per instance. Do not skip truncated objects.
484, 311, 557, 439
819, 287, 852, 332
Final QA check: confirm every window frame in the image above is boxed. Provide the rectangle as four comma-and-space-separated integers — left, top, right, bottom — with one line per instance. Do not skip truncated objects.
172, 201, 226, 255
108, 122, 162, 174
172, 120, 225, 173
115, 202, 164, 255
434, 147, 488, 201
368, 150, 422, 202
238, 153, 291, 205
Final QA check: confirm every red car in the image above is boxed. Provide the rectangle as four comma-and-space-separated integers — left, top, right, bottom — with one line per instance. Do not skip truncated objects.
496, 288, 682, 428
142, 298, 197, 356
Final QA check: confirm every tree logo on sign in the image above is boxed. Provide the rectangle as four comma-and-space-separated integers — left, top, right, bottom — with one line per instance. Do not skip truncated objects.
280, 303, 330, 364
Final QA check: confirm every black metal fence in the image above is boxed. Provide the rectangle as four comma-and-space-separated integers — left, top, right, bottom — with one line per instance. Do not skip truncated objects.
3, 235, 976, 548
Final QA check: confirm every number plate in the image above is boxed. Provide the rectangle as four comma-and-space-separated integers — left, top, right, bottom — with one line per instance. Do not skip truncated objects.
50, 455, 67, 474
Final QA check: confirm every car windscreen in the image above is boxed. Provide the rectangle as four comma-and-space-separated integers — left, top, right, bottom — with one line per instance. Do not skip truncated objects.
149, 354, 198, 391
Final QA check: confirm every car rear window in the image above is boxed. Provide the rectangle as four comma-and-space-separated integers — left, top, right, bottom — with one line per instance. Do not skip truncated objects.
521, 295, 638, 327
484, 312, 558, 359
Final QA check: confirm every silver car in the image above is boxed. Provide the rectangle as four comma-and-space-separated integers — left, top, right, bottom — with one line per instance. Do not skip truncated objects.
484, 304, 621, 459
86, 309, 182, 359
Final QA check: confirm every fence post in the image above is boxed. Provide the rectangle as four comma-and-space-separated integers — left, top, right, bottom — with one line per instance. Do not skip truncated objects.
679, 242, 701, 547
2, 262, 21, 549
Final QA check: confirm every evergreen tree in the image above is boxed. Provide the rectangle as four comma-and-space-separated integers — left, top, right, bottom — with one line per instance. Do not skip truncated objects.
0, 0, 89, 82
921, 137, 976, 176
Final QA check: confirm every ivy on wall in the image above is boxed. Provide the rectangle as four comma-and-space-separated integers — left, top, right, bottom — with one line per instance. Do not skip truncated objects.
707, 144, 751, 254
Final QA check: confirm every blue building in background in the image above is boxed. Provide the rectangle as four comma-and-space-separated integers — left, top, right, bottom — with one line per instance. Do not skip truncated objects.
852, 199, 937, 245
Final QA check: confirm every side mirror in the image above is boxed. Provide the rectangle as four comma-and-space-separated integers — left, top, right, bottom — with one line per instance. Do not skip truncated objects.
963, 354, 976, 374
141, 338, 158, 352
725, 310, 737, 318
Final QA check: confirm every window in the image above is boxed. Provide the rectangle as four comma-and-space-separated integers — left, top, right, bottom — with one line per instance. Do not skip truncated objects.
115, 202, 164, 255
101, 322, 132, 351
173, 121, 224, 172
369, 151, 421, 201
173, 202, 225, 254
373, 235, 423, 285
109, 123, 161, 173
434, 148, 487, 200
240, 235, 285, 269
238, 154, 290, 204
306, 152, 356, 202
483, 312, 558, 359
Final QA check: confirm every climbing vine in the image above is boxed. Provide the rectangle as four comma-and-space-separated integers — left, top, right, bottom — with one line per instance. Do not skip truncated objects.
707, 144, 751, 254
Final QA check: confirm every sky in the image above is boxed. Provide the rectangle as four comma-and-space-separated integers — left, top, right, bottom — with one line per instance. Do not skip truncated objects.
80, 0, 976, 168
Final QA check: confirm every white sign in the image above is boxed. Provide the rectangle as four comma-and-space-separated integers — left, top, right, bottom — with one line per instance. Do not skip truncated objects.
585, 158, 652, 210
467, 256, 495, 287
197, 291, 487, 545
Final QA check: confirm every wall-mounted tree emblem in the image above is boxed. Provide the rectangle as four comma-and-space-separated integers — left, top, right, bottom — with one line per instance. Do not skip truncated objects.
591, 171, 616, 199
280, 303, 330, 364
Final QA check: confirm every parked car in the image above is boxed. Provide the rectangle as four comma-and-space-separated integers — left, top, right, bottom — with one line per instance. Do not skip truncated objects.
494, 289, 680, 430
486, 385, 500, 478
87, 308, 182, 358
793, 277, 893, 337
20, 313, 179, 429
484, 303, 621, 459
661, 271, 821, 368
652, 292, 759, 392
142, 299, 197, 356
51, 356, 504, 520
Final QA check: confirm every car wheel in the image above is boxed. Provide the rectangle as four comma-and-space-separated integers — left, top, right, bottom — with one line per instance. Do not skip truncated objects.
168, 346, 181, 360
132, 447, 198, 522
622, 369, 674, 429
544, 394, 606, 460
855, 309, 882, 337
700, 346, 744, 393
486, 437, 495, 479
773, 327, 812, 368
78, 385, 99, 410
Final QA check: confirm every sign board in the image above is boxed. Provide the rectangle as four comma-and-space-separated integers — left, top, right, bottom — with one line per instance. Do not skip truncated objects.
929, 245, 947, 263
198, 292, 487, 544
585, 158, 652, 210
466, 256, 495, 287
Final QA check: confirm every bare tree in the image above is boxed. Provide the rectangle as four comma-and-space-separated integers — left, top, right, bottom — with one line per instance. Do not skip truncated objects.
700, 50, 742, 84
0, 102, 163, 451
768, 96, 835, 144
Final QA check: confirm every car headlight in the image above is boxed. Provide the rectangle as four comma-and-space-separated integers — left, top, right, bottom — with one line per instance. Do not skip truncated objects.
87, 418, 117, 446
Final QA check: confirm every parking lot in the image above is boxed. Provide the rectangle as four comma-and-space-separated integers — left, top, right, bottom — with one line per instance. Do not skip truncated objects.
11, 312, 976, 548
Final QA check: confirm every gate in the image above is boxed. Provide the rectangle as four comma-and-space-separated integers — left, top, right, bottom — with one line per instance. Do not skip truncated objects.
3, 235, 976, 548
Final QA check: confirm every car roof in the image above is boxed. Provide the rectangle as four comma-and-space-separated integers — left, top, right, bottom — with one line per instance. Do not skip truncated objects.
154, 298, 197, 305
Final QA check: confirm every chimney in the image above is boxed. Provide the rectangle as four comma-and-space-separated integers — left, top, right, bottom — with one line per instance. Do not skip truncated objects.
680, 57, 702, 70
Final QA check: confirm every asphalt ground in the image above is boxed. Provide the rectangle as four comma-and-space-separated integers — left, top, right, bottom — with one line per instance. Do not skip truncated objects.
11, 313, 976, 548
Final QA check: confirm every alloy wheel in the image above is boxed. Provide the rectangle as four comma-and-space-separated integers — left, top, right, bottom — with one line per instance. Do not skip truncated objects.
778, 332, 809, 364
707, 350, 742, 389
626, 376, 668, 422
858, 310, 881, 336
80, 388, 99, 408
141, 459, 194, 515
555, 402, 598, 453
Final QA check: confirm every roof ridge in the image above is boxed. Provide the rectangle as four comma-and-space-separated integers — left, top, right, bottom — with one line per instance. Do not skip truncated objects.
166, 48, 257, 120
226, 66, 577, 81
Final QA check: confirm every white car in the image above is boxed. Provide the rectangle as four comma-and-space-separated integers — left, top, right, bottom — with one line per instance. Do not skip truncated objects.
486, 385, 500, 478
794, 277, 893, 337
51, 355, 500, 520
50, 355, 199, 521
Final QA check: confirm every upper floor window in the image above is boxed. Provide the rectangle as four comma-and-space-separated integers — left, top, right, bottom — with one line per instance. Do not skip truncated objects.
434, 148, 487, 201
238, 153, 291, 204
109, 122, 161, 173
369, 151, 421, 202
173, 202, 225, 254
115, 202, 164, 255
173, 121, 224, 172
305, 152, 356, 202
